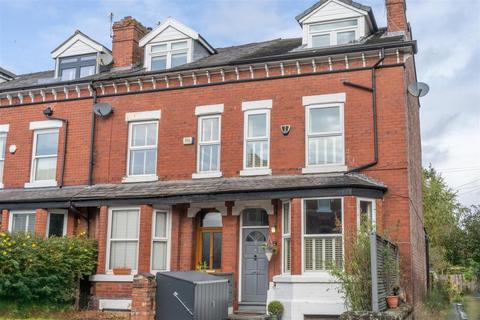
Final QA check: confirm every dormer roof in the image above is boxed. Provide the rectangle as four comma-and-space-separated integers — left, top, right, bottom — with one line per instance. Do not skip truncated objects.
296, 0, 378, 31
139, 17, 216, 54
51, 30, 111, 59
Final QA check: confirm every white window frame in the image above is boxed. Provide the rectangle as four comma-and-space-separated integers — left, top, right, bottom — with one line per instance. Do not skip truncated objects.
193, 114, 222, 179
240, 109, 271, 176
27, 128, 60, 188
0, 125, 8, 189
356, 198, 376, 231
147, 39, 191, 71
46, 210, 68, 237
301, 197, 344, 274
282, 201, 291, 274
308, 18, 359, 48
303, 102, 346, 174
150, 209, 172, 273
125, 120, 159, 181
8, 211, 36, 234
106, 207, 141, 274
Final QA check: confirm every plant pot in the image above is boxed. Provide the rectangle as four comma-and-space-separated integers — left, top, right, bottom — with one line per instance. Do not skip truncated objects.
265, 250, 273, 262
386, 295, 399, 309
269, 315, 278, 320
113, 267, 131, 275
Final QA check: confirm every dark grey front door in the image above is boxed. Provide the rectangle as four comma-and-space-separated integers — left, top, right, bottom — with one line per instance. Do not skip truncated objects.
241, 228, 269, 303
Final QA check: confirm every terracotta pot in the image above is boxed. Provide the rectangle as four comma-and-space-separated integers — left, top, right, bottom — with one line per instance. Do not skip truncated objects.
386, 295, 399, 309
113, 267, 132, 275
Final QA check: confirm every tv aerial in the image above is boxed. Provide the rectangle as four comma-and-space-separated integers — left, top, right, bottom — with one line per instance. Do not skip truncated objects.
408, 82, 430, 98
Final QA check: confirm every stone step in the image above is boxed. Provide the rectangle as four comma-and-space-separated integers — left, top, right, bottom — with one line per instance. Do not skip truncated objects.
227, 313, 269, 320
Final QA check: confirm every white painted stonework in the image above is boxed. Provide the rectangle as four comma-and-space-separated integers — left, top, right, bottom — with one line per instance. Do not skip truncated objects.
267, 274, 346, 319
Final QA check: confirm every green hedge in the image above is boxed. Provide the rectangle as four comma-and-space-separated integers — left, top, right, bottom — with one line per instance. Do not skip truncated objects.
0, 232, 97, 304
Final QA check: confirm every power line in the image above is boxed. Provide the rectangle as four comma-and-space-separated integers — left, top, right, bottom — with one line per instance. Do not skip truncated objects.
454, 178, 480, 189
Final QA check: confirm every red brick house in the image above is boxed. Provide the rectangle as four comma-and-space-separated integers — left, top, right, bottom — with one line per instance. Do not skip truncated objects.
0, 0, 426, 318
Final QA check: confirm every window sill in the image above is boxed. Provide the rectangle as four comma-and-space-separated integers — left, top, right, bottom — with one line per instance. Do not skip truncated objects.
192, 171, 223, 179
24, 180, 58, 188
301, 165, 347, 174
239, 168, 272, 177
89, 274, 134, 282
122, 175, 158, 183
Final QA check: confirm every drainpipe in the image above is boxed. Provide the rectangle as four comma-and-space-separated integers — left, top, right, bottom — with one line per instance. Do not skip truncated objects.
343, 49, 385, 174
43, 108, 68, 188
88, 83, 97, 186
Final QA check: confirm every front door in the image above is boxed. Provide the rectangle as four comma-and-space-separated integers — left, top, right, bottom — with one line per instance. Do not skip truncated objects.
241, 228, 269, 303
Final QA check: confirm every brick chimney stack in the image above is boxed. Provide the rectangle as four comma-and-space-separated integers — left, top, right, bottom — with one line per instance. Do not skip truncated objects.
385, 0, 410, 38
112, 16, 149, 68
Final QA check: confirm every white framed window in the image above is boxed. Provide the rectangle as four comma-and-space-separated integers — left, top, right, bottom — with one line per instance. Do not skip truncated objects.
194, 115, 221, 178
148, 40, 189, 71
282, 201, 291, 274
241, 109, 271, 175
303, 198, 343, 272
305, 104, 344, 168
30, 129, 59, 184
127, 121, 158, 178
357, 198, 376, 231
46, 210, 67, 237
0, 131, 6, 188
151, 210, 171, 272
309, 19, 358, 48
9, 211, 36, 234
107, 208, 140, 272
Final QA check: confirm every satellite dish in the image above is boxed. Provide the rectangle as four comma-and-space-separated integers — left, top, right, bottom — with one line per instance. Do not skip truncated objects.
97, 53, 113, 66
408, 82, 430, 97
93, 103, 113, 117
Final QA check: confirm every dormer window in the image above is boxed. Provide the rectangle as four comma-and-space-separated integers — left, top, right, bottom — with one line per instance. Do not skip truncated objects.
59, 54, 97, 81
150, 40, 189, 71
309, 19, 358, 48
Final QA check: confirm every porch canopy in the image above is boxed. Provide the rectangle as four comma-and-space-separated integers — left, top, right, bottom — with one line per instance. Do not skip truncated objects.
0, 173, 387, 210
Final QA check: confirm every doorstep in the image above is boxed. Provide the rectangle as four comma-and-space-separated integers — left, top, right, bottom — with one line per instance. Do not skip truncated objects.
228, 313, 269, 320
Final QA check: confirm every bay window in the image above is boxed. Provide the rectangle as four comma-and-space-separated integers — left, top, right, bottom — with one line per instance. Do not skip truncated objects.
151, 210, 171, 272
303, 198, 343, 272
0, 132, 6, 187
282, 201, 291, 274
306, 104, 344, 167
9, 212, 36, 234
357, 198, 376, 230
47, 210, 67, 237
127, 121, 158, 177
108, 208, 139, 271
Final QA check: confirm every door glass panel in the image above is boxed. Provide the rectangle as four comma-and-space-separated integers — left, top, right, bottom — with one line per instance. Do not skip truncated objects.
213, 232, 222, 269
201, 232, 210, 267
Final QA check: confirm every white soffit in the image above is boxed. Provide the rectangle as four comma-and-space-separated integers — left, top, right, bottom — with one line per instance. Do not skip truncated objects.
125, 110, 161, 122
302, 93, 346, 106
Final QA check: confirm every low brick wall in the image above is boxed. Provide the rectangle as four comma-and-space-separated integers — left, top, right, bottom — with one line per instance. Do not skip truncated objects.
131, 273, 157, 320
340, 304, 413, 320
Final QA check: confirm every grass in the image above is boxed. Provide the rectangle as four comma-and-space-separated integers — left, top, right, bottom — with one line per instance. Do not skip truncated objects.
0, 301, 128, 320
463, 294, 480, 319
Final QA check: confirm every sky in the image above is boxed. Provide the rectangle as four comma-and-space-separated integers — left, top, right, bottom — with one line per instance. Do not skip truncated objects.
0, 0, 479, 206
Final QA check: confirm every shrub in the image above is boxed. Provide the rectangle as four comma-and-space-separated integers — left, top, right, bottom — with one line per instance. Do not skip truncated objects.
0, 232, 97, 304
268, 301, 284, 315
425, 280, 450, 311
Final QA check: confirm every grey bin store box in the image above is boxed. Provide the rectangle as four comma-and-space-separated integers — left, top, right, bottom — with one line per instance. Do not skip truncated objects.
156, 271, 229, 320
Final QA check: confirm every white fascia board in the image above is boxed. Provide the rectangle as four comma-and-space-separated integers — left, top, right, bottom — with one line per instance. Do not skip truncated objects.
299, 0, 367, 24
139, 17, 198, 47
241, 99, 273, 111
125, 110, 161, 122
51, 33, 105, 58
302, 93, 346, 106
29, 120, 63, 130
195, 104, 224, 116
0, 124, 9, 132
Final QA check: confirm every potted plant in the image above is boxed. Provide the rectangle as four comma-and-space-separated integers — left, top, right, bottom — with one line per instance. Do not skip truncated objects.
261, 239, 277, 262
268, 300, 284, 320
386, 286, 400, 309
112, 267, 131, 275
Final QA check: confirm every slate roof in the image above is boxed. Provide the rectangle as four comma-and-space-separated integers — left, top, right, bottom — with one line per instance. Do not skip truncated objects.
295, 0, 378, 31
0, 67, 16, 79
0, 173, 386, 208
0, 28, 411, 93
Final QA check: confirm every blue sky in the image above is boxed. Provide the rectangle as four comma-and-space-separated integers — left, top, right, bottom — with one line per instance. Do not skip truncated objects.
1, 0, 479, 205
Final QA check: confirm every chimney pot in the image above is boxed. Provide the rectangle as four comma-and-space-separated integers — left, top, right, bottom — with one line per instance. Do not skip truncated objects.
111, 16, 149, 68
